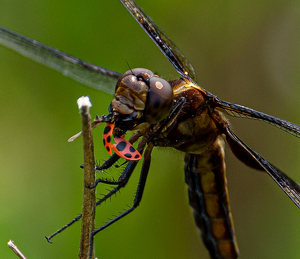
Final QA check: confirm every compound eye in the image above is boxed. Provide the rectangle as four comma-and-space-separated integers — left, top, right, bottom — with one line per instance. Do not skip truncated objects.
115, 68, 154, 91
144, 77, 174, 124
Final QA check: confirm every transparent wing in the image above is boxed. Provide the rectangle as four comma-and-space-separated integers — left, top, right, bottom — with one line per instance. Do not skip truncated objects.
120, 0, 197, 83
225, 125, 300, 209
214, 97, 300, 138
0, 25, 121, 95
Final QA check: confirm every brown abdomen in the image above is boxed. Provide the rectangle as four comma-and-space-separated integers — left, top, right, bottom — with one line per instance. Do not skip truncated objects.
184, 137, 239, 259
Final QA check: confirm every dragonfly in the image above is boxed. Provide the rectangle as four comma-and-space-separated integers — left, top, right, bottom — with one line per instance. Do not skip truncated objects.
1, 0, 299, 258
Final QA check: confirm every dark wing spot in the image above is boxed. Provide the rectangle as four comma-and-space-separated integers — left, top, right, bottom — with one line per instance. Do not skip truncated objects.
106, 146, 111, 152
104, 125, 112, 134
134, 154, 140, 159
116, 141, 126, 152
129, 146, 136, 153
124, 153, 132, 159
106, 135, 111, 144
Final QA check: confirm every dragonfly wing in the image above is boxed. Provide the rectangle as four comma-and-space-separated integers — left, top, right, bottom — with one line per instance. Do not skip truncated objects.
214, 97, 300, 139
224, 125, 300, 209
120, 0, 197, 83
0, 25, 121, 95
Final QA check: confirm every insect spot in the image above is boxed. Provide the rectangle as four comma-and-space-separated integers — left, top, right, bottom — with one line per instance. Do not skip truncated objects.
106, 135, 111, 144
104, 125, 111, 134
124, 153, 132, 159
116, 141, 126, 152
129, 146, 136, 153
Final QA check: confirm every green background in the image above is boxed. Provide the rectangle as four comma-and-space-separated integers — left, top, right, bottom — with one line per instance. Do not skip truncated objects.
0, 0, 300, 258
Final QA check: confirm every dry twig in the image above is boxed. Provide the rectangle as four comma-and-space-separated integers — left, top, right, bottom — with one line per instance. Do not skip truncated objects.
77, 97, 96, 259
7, 240, 27, 259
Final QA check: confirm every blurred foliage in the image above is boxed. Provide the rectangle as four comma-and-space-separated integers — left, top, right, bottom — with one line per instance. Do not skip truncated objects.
0, 0, 299, 258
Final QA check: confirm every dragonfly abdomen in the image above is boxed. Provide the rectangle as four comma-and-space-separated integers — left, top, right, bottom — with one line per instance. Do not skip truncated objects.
184, 137, 239, 259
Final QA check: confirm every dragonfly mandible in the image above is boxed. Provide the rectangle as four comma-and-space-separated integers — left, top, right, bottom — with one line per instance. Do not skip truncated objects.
0, 0, 297, 259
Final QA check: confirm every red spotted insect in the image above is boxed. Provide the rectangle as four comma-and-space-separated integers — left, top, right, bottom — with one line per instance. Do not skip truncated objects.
1, 0, 300, 258
102, 122, 142, 160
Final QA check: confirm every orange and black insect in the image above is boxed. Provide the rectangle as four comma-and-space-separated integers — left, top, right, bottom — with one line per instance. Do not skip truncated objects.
103, 122, 141, 160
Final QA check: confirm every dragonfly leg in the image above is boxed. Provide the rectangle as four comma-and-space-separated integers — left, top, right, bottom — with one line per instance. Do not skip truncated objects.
147, 97, 185, 143
45, 157, 139, 243
89, 143, 154, 259
95, 153, 120, 170
81, 152, 120, 171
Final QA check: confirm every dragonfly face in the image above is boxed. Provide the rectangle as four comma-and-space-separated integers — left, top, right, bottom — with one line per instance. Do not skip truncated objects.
1, 1, 300, 259
111, 68, 174, 125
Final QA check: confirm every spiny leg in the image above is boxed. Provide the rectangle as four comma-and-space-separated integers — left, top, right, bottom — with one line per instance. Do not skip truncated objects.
46, 157, 139, 243
47, 132, 148, 243
147, 97, 185, 143
89, 143, 154, 259
95, 153, 120, 171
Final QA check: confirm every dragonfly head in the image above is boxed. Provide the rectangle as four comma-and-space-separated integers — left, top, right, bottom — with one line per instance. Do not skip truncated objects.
109, 68, 174, 129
